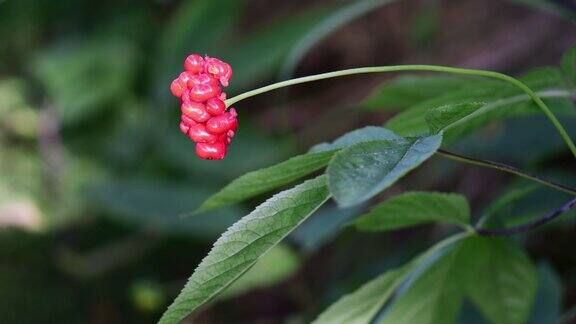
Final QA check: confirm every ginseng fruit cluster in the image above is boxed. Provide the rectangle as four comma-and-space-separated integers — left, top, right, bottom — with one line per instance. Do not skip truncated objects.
170, 54, 237, 160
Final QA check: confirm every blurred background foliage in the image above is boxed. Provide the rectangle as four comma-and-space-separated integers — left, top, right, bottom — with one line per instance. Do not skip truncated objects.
0, 0, 575, 323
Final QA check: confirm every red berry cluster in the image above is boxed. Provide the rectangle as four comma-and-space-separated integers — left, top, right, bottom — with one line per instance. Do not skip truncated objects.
170, 54, 237, 160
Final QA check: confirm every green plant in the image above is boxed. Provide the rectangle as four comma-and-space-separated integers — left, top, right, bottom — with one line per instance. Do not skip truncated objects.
158, 43, 576, 323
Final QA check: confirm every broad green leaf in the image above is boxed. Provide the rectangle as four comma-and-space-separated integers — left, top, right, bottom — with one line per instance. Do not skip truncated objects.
219, 244, 300, 299
562, 43, 576, 86
33, 41, 137, 125
310, 126, 403, 152
313, 232, 469, 324
362, 75, 482, 111
198, 126, 401, 213
425, 102, 486, 133
328, 134, 442, 207
380, 241, 468, 324
354, 192, 470, 232
197, 150, 334, 213
464, 237, 538, 324
158, 176, 330, 324
313, 266, 411, 324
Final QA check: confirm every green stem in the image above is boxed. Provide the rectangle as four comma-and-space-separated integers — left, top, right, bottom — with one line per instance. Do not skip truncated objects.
225, 65, 576, 159
436, 149, 576, 196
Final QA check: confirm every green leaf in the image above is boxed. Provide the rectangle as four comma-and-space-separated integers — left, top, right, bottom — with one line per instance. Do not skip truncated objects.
158, 176, 330, 324
354, 192, 470, 232
464, 237, 538, 324
380, 241, 468, 324
328, 134, 442, 207
313, 265, 411, 324
385, 67, 574, 138
198, 126, 401, 213
562, 43, 576, 86
197, 150, 334, 213
362, 75, 481, 111
425, 101, 486, 134
313, 232, 468, 324
219, 244, 300, 299
385, 84, 499, 136
310, 126, 403, 152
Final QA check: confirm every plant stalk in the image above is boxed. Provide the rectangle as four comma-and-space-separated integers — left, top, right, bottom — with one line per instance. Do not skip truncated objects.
475, 196, 576, 236
436, 149, 576, 196
226, 65, 576, 159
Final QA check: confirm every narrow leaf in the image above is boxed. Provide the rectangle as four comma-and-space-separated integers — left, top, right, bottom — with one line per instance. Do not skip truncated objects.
158, 176, 330, 324
328, 134, 442, 207
198, 126, 401, 213
385, 85, 498, 136
197, 150, 334, 213
385, 67, 573, 138
313, 232, 469, 324
354, 192, 470, 232
313, 266, 410, 324
380, 241, 467, 324
464, 237, 538, 324
425, 101, 486, 133
219, 244, 300, 300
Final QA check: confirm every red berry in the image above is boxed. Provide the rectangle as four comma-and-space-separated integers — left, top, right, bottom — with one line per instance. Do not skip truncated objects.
181, 101, 210, 122
189, 84, 221, 102
184, 54, 204, 74
220, 133, 232, 144
205, 57, 233, 87
170, 78, 186, 97
196, 142, 227, 160
179, 121, 191, 135
188, 123, 219, 143
226, 108, 239, 132
205, 98, 226, 116
186, 73, 219, 88
179, 71, 193, 84
206, 112, 237, 134
181, 114, 195, 126
181, 89, 191, 103
206, 115, 229, 134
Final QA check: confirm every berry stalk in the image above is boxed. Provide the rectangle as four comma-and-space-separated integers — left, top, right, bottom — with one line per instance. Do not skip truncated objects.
225, 65, 576, 160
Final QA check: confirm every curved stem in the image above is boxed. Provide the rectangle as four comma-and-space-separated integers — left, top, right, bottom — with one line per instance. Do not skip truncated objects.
475, 196, 576, 236
225, 65, 576, 159
436, 149, 576, 196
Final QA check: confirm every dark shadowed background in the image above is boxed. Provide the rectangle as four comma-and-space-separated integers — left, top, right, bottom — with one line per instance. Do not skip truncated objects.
1, 0, 576, 323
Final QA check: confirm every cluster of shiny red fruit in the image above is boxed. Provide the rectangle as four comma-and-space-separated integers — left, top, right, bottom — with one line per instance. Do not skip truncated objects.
170, 54, 237, 160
